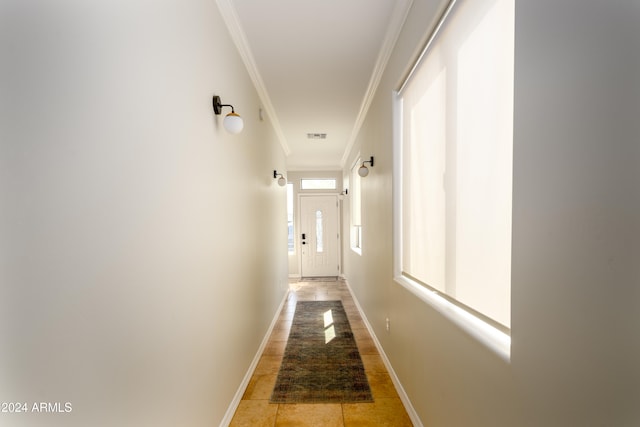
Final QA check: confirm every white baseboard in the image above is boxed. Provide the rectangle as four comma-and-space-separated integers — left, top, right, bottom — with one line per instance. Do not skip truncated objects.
343, 279, 424, 427
219, 290, 290, 427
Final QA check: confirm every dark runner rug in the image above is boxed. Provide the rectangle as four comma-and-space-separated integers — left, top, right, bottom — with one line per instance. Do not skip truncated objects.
270, 300, 373, 403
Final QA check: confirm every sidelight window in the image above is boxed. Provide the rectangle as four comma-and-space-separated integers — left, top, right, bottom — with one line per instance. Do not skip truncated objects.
350, 157, 363, 253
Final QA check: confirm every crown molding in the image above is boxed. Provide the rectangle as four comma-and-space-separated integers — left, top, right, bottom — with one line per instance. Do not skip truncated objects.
215, 0, 291, 156
340, 0, 413, 168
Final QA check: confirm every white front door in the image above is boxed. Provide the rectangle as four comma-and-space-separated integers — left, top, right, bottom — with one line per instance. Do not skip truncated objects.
300, 195, 339, 278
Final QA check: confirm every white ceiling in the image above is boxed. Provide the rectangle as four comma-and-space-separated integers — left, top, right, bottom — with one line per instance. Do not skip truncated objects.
217, 0, 413, 170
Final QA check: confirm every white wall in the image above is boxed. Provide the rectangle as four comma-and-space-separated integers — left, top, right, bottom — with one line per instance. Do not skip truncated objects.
0, 1, 289, 426
344, 1, 640, 426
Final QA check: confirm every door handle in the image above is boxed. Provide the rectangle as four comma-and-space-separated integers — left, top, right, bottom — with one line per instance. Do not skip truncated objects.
301, 233, 306, 245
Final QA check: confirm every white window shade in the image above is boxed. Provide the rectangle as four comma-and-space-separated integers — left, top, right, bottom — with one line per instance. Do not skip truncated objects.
399, 0, 513, 329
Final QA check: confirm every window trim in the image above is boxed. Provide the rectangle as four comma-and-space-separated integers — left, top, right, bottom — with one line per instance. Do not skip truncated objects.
391, 0, 512, 360
393, 91, 510, 361
300, 178, 337, 190
350, 156, 363, 255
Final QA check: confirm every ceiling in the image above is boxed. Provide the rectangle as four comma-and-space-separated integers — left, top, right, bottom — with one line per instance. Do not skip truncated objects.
217, 0, 413, 170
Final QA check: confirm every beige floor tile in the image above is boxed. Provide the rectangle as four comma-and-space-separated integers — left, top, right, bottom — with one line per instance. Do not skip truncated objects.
275, 316, 293, 326
281, 302, 297, 312
278, 312, 295, 322
275, 403, 344, 427
350, 325, 369, 335
343, 398, 413, 427
242, 374, 278, 400
346, 317, 363, 326
327, 292, 346, 300
254, 355, 283, 375
355, 338, 379, 355
360, 354, 386, 373
263, 339, 287, 356
230, 400, 278, 427
350, 326, 368, 336
283, 296, 298, 305
344, 309, 362, 317
367, 372, 399, 399
282, 305, 297, 312
270, 328, 291, 341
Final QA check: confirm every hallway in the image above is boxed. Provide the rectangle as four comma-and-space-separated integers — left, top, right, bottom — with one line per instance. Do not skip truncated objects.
230, 279, 413, 426
4, 2, 640, 426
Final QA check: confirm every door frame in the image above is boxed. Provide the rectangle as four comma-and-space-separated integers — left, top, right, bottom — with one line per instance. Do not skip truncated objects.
297, 193, 342, 278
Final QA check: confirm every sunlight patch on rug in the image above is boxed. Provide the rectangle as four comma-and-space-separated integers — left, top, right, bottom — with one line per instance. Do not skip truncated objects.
270, 300, 373, 403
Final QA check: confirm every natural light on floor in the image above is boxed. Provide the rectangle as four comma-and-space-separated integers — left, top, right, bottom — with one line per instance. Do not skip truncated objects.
324, 310, 336, 344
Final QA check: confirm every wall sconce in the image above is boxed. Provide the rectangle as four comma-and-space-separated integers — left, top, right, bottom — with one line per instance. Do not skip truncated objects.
273, 170, 287, 187
358, 156, 374, 177
213, 95, 244, 134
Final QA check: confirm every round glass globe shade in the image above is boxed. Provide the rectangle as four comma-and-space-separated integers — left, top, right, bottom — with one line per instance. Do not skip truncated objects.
358, 165, 369, 177
223, 113, 244, 134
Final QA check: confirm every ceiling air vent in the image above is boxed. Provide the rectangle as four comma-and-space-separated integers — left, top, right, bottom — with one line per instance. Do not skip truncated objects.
307, 133, 327, 140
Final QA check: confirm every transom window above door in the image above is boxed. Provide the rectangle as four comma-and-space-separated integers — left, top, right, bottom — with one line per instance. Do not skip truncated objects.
300, 179, 337, 190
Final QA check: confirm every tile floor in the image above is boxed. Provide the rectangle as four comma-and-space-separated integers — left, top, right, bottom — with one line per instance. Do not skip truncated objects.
230, 279, 413, 427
